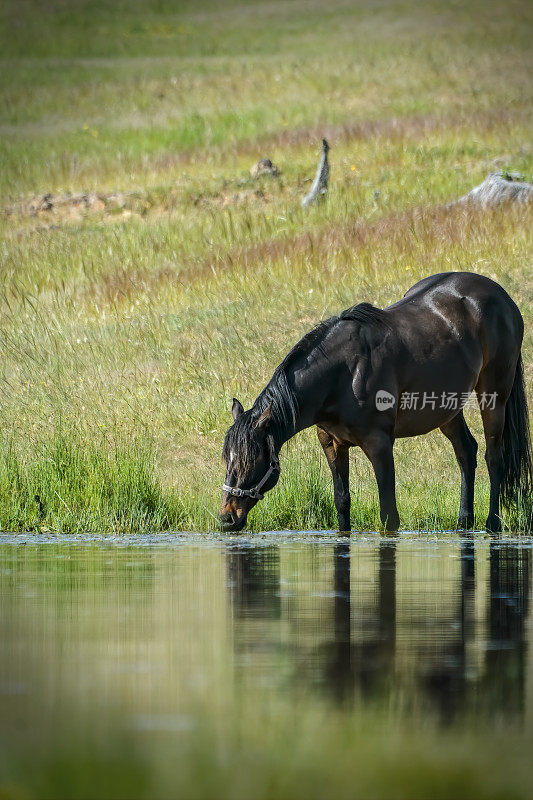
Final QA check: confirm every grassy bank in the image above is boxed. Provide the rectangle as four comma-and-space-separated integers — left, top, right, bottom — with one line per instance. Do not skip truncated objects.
0, 0, 531, 532
0, 426, 499, 533
0, 430, 177, 533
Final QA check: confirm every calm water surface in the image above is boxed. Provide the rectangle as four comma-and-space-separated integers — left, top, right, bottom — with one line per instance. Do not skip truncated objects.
1, 532, 532, 797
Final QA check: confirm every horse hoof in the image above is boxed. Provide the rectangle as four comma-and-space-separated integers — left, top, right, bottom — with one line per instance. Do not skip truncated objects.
485, 515, 502, 533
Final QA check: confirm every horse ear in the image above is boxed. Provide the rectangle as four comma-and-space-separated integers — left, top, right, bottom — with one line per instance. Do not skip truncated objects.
254, 402, 272, 431
232, 398, 244, 421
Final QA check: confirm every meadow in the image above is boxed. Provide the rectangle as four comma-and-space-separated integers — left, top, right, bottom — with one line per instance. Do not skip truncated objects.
0, 0, 532, 532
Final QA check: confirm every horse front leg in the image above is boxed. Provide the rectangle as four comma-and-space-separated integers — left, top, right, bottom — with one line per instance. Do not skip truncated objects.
317, 427, 351, 532
364, 433, 400, 532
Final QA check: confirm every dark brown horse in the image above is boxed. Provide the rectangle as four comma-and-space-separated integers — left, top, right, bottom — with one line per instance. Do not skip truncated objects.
220, 272, 532, 533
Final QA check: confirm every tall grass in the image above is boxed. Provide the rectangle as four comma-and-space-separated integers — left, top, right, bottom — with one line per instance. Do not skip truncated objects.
0, 430, 177, 533
0, 426, 513, 533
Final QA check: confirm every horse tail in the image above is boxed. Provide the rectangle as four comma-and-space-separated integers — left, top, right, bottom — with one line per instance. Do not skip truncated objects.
501, 354, 533, 525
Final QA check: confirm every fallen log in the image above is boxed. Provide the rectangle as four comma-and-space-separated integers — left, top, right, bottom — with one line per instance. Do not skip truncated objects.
454, 172, 533, 206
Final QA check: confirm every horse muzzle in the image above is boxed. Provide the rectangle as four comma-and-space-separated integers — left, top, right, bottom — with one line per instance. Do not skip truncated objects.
219, 510, 247, 532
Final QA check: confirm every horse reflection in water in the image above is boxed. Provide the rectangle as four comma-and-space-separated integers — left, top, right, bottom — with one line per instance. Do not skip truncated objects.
422, 539, 476, 722
484, 542, 530, 716
423, 541, 530, 722
226, 541, 530, 722
226, 546, 281, 621
323, 540, 396, 703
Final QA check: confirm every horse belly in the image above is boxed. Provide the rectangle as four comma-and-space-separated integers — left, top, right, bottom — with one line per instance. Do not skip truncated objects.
393, 356, 480, 437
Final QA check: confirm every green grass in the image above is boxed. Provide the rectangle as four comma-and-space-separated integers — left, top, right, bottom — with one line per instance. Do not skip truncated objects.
0, 426, 490, 532
0, 429, 180, 533
0, 0, 532, 532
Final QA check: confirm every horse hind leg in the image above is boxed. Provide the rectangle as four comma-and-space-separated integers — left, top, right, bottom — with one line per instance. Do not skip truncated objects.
440, 411, 478, 530
479, 401, 506, 532
476, 366, 515, 533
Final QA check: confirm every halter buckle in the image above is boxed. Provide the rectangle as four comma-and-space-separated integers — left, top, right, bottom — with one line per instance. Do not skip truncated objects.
223, 459, 280, 502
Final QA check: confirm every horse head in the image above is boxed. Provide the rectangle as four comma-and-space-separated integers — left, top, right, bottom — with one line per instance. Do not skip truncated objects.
220, 398, 280, 532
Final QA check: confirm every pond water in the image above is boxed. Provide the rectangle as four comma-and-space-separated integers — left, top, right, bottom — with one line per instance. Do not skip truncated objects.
0, 532, 532, 799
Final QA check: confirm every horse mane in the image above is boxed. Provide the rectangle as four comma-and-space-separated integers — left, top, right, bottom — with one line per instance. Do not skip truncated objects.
222, 365, 303, 476
339, 301, 391, 328
223, 303, 388, 473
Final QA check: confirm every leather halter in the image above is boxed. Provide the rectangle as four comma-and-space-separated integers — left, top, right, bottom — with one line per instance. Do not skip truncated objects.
223, 458, 280, 501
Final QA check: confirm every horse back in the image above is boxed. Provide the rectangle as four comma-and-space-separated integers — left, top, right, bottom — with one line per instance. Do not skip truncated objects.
374, 272, 524, 436
387, 271, 523, 361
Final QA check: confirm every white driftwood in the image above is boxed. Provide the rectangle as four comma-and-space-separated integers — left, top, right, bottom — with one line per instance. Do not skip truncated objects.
302, 138, 330, 208
454, 172, 533, 207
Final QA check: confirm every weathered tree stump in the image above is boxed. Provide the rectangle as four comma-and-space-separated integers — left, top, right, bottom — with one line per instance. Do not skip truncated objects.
302, 138, 330, 208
